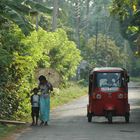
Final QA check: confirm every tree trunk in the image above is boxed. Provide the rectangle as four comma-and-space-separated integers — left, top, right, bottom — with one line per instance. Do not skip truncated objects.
52, 0, 59, 31
36, 14, 39, 31
86, 0, 90, 17
75, 0, 80, 48
95, 19, 98, 51
85, 0, 90, 42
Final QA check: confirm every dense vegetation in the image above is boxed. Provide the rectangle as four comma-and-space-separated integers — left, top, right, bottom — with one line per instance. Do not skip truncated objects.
111, 0, 140, 76
0, 0, 140, 120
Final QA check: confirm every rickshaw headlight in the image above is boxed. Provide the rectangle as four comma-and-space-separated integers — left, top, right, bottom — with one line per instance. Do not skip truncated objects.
118, 93, 123, 99
96, 94, 102, 99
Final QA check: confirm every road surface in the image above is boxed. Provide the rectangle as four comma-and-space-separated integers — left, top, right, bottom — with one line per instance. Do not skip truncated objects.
13, 84, 140, 140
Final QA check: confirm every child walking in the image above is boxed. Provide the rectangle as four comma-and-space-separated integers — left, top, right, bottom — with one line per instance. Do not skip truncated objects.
30, 88, 40, 126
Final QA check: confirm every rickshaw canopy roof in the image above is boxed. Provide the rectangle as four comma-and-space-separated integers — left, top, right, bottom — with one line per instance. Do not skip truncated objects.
90, 67, 125, 75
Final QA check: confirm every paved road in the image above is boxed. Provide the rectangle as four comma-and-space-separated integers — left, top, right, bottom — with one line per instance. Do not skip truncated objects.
15, 86, 140, 140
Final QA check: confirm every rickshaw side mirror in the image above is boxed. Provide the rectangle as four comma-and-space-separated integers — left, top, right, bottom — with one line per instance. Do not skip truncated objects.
126, 76, 130, 83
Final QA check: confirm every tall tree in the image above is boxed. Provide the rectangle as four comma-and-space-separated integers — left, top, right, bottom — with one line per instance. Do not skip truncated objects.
52, 0, 59, 31
111, 0, 140, 52
75, 0, 81, 48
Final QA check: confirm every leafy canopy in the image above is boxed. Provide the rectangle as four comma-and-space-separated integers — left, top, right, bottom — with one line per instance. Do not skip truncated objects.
0, 0, 52, 35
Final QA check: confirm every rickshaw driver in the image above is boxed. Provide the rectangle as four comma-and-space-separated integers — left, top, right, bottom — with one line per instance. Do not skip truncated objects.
99, 76, 117, 88
107, 73, 120, 88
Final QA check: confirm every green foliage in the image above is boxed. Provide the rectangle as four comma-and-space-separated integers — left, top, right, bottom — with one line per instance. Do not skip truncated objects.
84, 34, 127, 67
0, 0, 52, 35
48, 29, 82, 81
38, 15, 52, 31
0, 0, 32, 35
25, 0, 52, 14
80, 34, 129, 80
111, 0, 140, 46
0, 23, 81, 120
0, 124, 16, 138
0, 25, 43, 119
110, 0, 140, 77
0, 124, 25, 138
0, 48, 12, 67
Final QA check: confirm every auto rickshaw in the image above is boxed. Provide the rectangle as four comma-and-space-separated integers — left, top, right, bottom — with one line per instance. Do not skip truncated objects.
87, 67, 130, 123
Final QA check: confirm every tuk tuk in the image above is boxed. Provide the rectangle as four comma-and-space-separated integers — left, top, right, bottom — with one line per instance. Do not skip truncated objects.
87, 67, 130, 123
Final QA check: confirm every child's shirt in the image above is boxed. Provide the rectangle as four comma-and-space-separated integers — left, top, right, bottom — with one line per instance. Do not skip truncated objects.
31, 94, 40, 107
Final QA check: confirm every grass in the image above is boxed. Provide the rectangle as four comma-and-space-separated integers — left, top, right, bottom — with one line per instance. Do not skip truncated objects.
0, 124, 25, 139
51, 82, 87, 108
0, 124, 15, 138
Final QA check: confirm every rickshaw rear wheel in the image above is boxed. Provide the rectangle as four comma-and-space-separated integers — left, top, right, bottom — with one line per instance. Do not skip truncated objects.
107, 112, 112, 123
125, 112, 130, 123
87, 113, 92, 122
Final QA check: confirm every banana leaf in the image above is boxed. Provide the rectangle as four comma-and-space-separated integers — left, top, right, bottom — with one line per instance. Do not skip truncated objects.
25, 0, 52, 14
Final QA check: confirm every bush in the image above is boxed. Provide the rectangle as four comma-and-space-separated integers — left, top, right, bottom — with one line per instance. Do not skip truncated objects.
0, 25, 82, 120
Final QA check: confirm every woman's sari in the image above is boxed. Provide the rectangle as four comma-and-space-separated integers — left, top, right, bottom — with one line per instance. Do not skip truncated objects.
39, 84, 51, 122
40, 95, 50, 122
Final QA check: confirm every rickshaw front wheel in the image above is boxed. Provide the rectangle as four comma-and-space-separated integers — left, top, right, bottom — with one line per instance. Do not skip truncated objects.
125, 112, 130, 123
87, 112, 92, 122
107, 112, 113, 123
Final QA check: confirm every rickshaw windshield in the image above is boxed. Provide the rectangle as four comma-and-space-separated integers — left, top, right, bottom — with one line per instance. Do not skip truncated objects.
96, 72, 122, 88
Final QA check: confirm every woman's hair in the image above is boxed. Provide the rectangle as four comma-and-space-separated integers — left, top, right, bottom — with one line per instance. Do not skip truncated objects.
38, 75, 46, 81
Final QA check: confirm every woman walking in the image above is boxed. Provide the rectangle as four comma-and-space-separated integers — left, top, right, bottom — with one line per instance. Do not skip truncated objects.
38, 75, 53, 125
